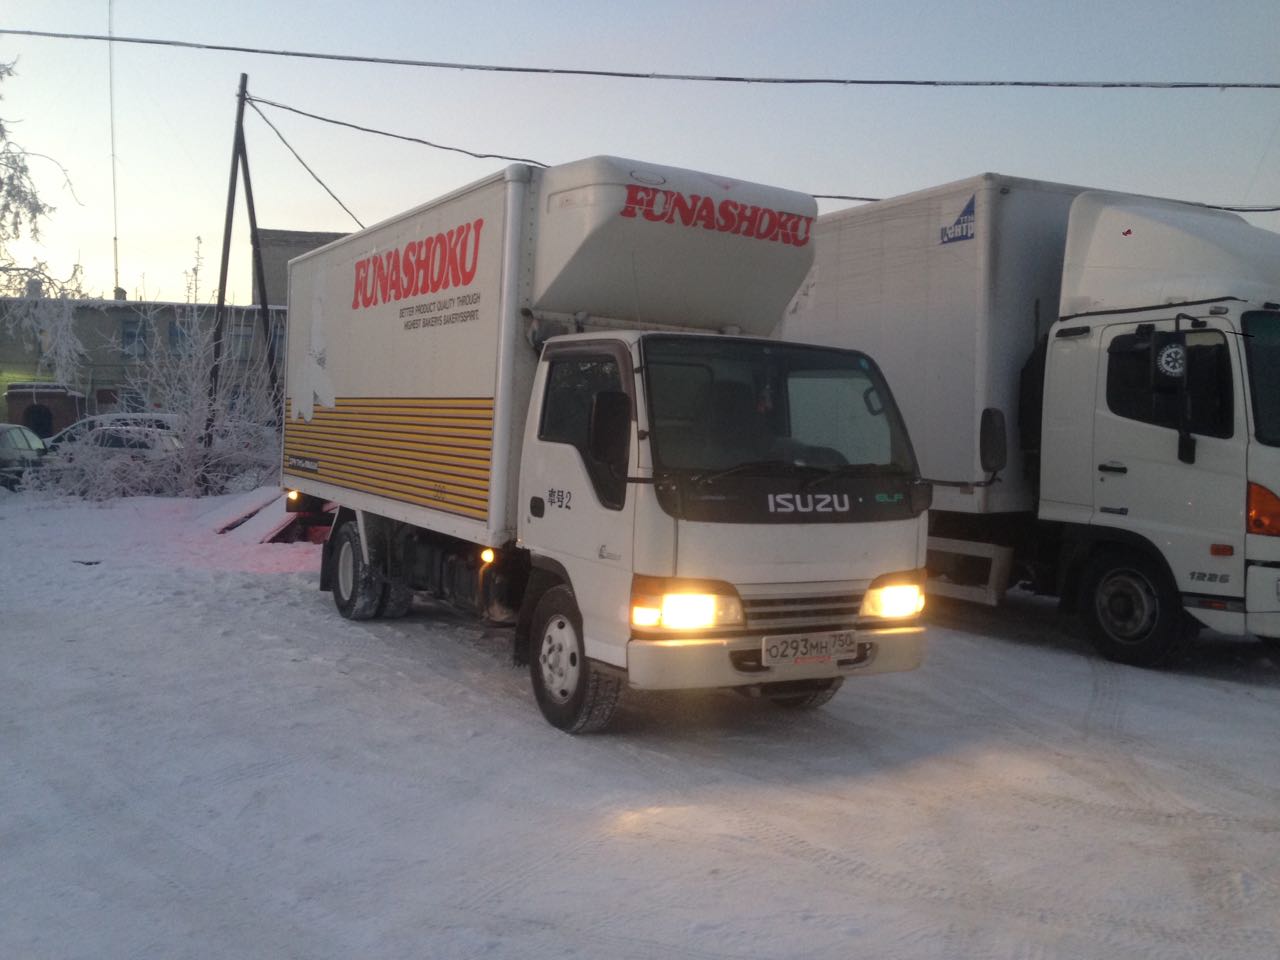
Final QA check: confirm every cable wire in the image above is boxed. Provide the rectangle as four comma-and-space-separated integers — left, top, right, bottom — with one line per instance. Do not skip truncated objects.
247, 95, 547, 167
246, 100, 365, 229
247, 95, 1280, 212
6, 29, 1280, 90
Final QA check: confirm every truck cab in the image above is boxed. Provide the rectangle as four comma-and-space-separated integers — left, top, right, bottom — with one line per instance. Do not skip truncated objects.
516, 329, 929, 729
1036, 193, 1280, 661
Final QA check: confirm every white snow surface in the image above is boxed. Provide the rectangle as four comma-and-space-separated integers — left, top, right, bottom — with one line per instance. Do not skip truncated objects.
2, 489, 1279, 960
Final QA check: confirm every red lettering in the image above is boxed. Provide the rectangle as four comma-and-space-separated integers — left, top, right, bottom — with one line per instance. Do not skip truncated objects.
716, 199, 739, 232
735, 204, 763, 237
794, 216, 813, 248
431, 233, 450, 291
415, 238, 433, 295
620, 184, 658, 218
670, 192, 701, 227
693, 196, 717, 231
348, 215, 485, 310
402, 242, 417, 296
458, 218, 483, 285
387, 249, 404, 301
618, 185, 810, 250
644, 189, 673, 223
754, 208, 780, 241
352, 260, 369, 309
374, 255, 391, 303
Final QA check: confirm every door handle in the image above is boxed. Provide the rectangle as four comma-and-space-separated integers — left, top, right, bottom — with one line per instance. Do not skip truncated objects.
1098, 462, 1128, 474
530, 496, 545, 517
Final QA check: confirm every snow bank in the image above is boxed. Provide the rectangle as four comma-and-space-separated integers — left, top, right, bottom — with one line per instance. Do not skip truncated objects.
2, 492, 1279, 959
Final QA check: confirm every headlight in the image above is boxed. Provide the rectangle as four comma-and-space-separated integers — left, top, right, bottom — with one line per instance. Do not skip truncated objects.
861, 570, 926, 619
631, 575, 744, 630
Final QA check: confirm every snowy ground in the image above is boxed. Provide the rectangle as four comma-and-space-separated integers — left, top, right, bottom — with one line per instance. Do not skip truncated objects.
2, 490, 1279, 960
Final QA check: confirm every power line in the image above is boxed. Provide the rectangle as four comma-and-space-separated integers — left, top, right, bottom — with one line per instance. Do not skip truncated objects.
246, 95, 547, 167
6, 29, 1280, 90
246, 100, 364, 229
245, 95, 1280, 213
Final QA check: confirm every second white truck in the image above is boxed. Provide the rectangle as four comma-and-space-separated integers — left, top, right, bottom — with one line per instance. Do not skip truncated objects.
782, 173, 1280, 665
282, 156, 931, 731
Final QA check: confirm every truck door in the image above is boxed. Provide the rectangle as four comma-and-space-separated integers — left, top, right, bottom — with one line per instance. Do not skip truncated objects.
1092, 319, 1247, 599
518, 340, 637, 667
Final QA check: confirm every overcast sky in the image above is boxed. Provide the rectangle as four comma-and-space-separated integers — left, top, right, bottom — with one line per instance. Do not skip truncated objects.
4, 0, 1279, 303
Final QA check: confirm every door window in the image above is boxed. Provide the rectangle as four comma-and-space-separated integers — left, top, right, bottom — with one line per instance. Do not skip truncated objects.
1105, 329, 1232, 438
539, 354, 628, 509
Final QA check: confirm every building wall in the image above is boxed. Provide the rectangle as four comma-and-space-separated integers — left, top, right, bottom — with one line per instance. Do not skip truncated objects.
1, 298, 285, 430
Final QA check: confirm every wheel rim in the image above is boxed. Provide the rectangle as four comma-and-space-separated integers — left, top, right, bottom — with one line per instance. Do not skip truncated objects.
537, 615, 580, 704
1095, 568, 1159, 643
336, 539, 355, 602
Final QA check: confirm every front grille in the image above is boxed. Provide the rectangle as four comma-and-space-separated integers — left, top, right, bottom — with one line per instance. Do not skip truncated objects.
741, 593, 863, 634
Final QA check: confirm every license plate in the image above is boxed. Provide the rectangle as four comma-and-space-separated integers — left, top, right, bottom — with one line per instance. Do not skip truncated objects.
761, 631, 873, 667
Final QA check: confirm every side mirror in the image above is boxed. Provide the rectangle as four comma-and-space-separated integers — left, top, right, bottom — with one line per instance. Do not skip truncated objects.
588, 390, 631, 472
979, 407, 1008, 474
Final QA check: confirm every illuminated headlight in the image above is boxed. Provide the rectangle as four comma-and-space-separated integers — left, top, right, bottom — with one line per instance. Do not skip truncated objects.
631, 576, 744, 630
861, 571, 926, 619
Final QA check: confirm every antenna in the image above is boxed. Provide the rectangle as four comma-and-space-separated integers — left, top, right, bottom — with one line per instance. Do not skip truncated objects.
108, 0, 122, 298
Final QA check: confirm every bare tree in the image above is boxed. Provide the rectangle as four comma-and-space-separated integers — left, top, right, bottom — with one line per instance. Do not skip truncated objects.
121, 300, 282, 495
1, 60, 87, 384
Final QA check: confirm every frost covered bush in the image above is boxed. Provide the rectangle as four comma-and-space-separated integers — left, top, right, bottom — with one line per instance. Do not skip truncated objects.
121, 303, 282, 496
28, 427, 184, 501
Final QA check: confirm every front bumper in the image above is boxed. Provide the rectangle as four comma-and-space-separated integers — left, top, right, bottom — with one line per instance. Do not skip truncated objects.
626, 624, 926, 691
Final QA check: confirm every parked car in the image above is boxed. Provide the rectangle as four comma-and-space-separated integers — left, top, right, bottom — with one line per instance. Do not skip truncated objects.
45, 413, 181, 451
44, 425, 185, 497
0, 423, 49, 490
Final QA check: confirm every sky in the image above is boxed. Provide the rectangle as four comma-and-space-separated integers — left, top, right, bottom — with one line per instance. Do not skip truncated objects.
2, 0, 1279, 304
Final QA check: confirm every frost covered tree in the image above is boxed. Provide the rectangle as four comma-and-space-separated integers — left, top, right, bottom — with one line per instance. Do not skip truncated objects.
119, 301, 282, 495
1, 60, 87, 385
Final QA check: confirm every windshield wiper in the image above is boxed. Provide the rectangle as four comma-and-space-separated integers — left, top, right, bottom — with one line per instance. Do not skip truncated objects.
798, 463, 911, 491
693, 459, 802, 487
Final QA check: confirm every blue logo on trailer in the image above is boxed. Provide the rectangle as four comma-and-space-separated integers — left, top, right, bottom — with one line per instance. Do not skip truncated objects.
941, 194, 976, 244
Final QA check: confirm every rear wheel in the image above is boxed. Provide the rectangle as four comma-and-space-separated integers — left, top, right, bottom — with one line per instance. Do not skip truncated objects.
528, 586, 622, 733
378, 580, 414, 619
331, 521, 383, 620
1081, 549, 1189, 666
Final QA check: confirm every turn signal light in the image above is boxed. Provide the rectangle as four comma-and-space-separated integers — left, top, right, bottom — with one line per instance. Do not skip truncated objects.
1248, 482, 1280, 537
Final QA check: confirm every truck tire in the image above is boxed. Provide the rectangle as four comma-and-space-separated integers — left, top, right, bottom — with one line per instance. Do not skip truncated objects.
331, 521, 384, 621
378, 580, 414, 619
771, 677, 844, 709
528, 586, 622, 733
1081, 549, 1189, 667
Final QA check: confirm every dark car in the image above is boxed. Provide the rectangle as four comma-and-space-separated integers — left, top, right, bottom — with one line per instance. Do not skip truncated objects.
0, 423, 49, 490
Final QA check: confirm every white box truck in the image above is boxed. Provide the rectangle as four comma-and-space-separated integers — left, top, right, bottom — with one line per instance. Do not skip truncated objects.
282, 156, 932, 732
781, 173, 1280, 666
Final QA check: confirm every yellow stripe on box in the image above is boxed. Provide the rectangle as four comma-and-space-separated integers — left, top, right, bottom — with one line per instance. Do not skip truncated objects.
283, 397, 495, 521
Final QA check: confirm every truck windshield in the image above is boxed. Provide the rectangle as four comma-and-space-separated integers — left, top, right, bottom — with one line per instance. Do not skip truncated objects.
1243, 310, 1280, 446
641, 335, 917, 476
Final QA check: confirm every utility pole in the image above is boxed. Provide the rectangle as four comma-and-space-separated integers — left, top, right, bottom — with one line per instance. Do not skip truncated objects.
209, 73, 277, 482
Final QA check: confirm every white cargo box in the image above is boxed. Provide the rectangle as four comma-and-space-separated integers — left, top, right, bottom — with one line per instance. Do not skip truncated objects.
781, 173, 1087, 515
283, 157, 817, 545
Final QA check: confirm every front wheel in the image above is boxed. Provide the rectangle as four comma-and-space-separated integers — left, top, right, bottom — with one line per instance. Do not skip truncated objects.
528, 586, 622, 733
1080, 549, 1189, 667
771, 677, 845, 709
